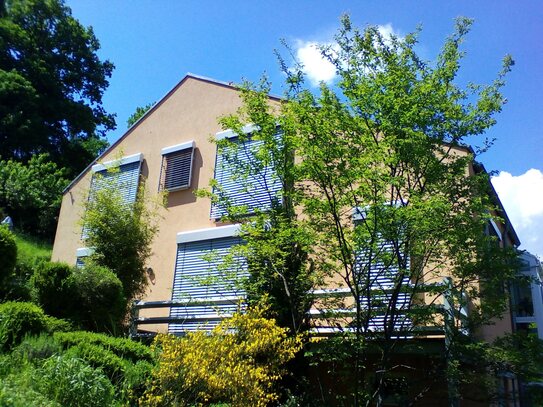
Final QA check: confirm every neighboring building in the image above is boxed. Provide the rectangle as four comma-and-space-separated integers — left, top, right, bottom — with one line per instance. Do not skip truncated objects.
511, 252, 543, 340
52, 73, 528, 404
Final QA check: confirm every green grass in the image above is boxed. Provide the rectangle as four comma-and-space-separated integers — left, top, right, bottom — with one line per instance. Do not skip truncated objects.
13, 231, 52, 264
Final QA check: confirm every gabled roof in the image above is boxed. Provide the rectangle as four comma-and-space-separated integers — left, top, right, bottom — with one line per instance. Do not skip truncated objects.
63, 73, 283, 194
473, 162, 521, 247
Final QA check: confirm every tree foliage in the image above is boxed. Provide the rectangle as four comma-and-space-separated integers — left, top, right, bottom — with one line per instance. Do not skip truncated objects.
206, 16, 524, 405
199, 79, 317, 335
127, 102, 155, 128
0, 225, 16, 280
0, 154, 67, 237
82, 168, 161, 302
0, 0, 114, 177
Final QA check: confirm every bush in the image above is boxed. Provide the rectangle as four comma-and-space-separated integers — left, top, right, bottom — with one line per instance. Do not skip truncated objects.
0, 225, 17, 281
0, 302, 70, 351
121, 360, 154, 403
56, 331, 154, 403
82, 173, 160, 302
67, 263, 126, 332
0, 375, 59, 407
30, 262, 126, 332
44, 316, 73, 333
0, 302, 48, 351
64, 342, 127, 385
29, 262, 72, 318
141, 307, 302, 407
13, 334, 62, 363
35, 354, 115, 407
53, 331, 153, 363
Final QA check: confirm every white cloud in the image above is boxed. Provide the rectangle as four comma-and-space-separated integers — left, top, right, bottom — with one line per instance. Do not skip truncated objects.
294, 23, 401, 87
492, 169, 543, 258
295, 40, 337, 87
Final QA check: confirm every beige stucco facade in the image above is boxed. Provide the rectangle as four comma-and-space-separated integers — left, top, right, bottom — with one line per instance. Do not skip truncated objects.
52, 75, 279, 317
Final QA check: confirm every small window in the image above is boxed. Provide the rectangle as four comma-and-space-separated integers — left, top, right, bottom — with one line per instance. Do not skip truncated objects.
161, 141, 195, 191
75, 247, 93, 268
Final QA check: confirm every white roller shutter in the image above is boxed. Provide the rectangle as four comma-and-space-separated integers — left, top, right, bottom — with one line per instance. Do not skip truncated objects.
169, 236, 246, 333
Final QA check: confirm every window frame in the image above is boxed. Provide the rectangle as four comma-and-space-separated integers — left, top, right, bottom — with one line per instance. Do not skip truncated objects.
159, 140, 195, 192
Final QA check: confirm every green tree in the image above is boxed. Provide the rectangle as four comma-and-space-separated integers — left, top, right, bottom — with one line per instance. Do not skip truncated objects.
200, 80, 317, 335
0, 154, 68, 237
127, 102, 155, 128
208, 16, 524, 405
0, 225, 16, 281
82, 170, 161, 304
0, 0, 114, 177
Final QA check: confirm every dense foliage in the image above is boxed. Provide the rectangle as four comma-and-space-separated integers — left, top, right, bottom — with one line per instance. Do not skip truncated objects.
0, 225, 16, 281
82, 171, 161, 302
0, 0, 114, 177
0, 301, 69, 351
29, 261, 72, 317
68, 264, 126, 333
142, 307, 302, 406
127, 102, 155, 128
0, 154, 67, 237
30, 262, 126, 332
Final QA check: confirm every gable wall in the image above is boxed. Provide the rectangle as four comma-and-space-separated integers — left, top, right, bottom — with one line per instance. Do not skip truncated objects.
52, 77, 272, 314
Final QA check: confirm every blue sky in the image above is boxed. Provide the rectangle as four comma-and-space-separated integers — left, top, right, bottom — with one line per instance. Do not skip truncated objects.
66, 0, 543, 256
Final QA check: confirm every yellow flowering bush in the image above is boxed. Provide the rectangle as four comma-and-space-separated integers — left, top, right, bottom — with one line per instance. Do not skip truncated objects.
140, 306, 302, 407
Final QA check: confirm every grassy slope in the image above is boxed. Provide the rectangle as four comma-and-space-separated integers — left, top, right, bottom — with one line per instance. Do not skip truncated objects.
13, 231, 52, 264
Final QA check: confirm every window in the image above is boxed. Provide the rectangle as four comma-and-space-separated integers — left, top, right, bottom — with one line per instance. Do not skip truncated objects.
210, 125, 282, 219
353, 205, 411, 331
160, 141, 195, 191
89, 153, 143, 205
75, 247, 93, 268
82, 153, 143, 239
169, 225, 246, 333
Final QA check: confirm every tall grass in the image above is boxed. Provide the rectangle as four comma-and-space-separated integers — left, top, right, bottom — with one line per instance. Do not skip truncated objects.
13, 231, 52, 264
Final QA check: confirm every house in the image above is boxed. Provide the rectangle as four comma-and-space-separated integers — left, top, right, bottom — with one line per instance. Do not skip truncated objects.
52, 73, 528, 404
511, 252, 543, 339
52, 74, 283, 333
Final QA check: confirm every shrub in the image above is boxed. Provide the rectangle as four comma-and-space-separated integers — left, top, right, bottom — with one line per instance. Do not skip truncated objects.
121, 360, 154, 404
13, 334, 62, 363
35, 354, 115, 407
0, 225, 17, 281
29, 262, 73, 318
67, 263, 126, 332
53, 331, 153, 363
82, 173, 160, 302
0, 302, 70, 352
0, 302, 48, 351
57, 332, 154, 403
44, 316, 73, 333
64, 342, 127, 385
141, 306, 302, 407
0, 375, 59, 407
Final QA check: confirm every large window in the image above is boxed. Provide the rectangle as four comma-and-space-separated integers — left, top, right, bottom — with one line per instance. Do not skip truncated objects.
210, 126, 282, 219
169, 225, 246, 333
160, 141, 195, 191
